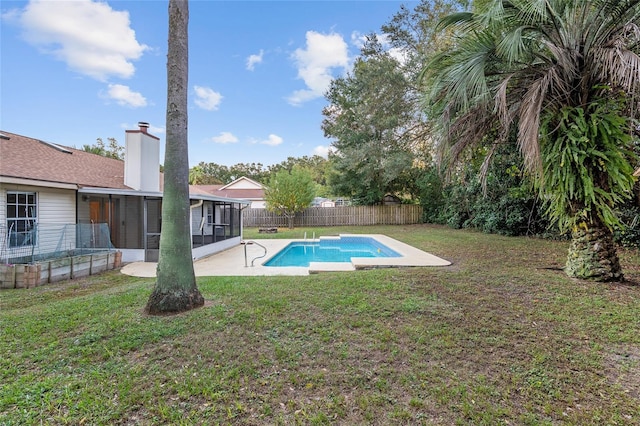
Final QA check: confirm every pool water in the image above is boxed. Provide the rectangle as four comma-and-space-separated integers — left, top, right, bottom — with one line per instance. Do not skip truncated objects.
264, 236, 401, 267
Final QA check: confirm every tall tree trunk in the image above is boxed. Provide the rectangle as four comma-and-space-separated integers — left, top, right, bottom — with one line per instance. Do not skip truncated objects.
565, 222, 623, 282
287, 212, 294, 229
146, 0, 204, 315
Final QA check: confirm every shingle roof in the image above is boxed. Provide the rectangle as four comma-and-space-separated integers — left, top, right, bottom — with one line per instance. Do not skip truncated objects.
216, 188, 265, 200
1, 130, 128, 189
192, 184, 265, 200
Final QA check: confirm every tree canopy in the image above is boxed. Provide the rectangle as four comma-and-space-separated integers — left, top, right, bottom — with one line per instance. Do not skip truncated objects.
264, 167, 316, 229
322, 39, 420, 205
321, 0, 468, 205
190, 156, 331, 195
82, 137, 124, 160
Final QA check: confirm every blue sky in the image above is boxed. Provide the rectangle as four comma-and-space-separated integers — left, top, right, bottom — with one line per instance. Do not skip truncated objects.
1, 0, 415, 167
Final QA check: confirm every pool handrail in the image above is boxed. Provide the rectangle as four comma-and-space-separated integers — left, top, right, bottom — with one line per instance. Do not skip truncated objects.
240, 240, 268, 267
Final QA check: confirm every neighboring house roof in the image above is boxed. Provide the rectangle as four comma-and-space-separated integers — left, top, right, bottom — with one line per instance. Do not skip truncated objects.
193, 176, 265, 201
0, 130, 128, 189
311, 197, 334, 207
214, 188, 265, 200
219, 176, 264, 190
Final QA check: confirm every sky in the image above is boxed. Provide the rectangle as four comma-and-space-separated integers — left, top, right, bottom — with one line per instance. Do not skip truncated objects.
1, 0, 416, 167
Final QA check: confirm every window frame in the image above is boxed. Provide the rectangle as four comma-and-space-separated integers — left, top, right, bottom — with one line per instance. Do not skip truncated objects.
6, 191, 38, 248
206, 204, 214, 225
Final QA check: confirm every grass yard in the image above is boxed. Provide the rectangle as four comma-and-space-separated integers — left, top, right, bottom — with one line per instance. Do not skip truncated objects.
1, 224, 639, 425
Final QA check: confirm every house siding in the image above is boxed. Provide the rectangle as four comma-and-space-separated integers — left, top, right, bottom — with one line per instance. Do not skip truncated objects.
0, 186, 5, 225
38, 188, 76, 225
191, 205, 213, 236
0, 183, 75, 225
0, 183, 77, 259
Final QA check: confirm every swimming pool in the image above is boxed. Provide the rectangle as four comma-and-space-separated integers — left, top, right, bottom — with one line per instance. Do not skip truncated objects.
264, 235, 401, 267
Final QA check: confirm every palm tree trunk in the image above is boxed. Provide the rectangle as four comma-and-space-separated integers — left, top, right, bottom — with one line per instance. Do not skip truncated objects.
145, 0, 203, 315
565, 222, 623, 282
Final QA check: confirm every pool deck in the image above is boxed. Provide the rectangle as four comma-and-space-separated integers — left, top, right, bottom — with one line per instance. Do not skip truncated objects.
120, 234, 451, 277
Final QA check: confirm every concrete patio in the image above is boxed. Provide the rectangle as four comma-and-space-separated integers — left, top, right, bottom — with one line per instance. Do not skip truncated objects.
120, 235, 451, 277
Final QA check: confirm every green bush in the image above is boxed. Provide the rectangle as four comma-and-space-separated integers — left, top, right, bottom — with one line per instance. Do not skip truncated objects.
614, 203, 640, 248
420, 145, 550, 237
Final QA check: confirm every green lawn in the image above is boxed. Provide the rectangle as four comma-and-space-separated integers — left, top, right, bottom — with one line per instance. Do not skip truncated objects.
1, 225, 639, 425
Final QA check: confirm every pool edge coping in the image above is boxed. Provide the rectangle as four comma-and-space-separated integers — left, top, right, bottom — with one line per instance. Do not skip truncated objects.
120, 234, 451, 277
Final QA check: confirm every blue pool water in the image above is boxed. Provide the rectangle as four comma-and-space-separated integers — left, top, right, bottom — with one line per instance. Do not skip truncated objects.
264, 236, 401, 267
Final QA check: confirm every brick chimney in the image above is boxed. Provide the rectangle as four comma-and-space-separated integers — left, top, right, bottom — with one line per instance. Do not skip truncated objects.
124, 122, 160, 192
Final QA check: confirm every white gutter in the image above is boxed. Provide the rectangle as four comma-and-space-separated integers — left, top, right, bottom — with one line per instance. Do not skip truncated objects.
0, 176, 77, 190
190, 199, 204, 234
78, 186, 250, 204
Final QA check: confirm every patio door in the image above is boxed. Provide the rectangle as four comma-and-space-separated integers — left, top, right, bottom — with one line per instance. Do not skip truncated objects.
88, 196, 119, 247
145, 198, 162, 262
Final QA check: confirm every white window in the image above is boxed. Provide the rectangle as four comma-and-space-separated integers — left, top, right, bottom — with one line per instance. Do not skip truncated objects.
6, 191, 37, 247
207, 205, 214, 225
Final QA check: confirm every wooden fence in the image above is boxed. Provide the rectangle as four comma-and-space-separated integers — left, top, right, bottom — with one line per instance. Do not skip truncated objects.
243, 205, 423, 227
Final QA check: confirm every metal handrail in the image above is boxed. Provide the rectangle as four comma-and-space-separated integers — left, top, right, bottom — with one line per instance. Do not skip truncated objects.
241, 240, 267, 267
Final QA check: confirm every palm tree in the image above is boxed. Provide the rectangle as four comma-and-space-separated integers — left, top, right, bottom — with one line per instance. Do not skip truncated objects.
425, 0, 640, 281
146, 0, 204, 314
188, 165, 204, 185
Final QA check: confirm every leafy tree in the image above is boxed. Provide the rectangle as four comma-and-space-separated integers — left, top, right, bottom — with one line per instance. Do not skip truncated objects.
321, 0, 468, 205
416, 164, 449, 223
188, 165, 205, 185
191, 156, 332, 197
268, 155, 329, 184
425, 0, 640, 281
322, 44, 419, 205
432, 143, 550, 236
192, 162, 229, 184
229, 162, 269, 183
82, 137, 124, 160
382, 0, 468, 71
265, 167, 315, 229
146, 0, 204, 314
191, 161, 268, 184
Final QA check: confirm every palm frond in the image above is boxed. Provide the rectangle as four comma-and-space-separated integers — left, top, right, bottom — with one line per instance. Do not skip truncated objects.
592, 47, 640, 92
435, 104, 496, 180
435, 11, 475, 32
424, 0, 640, 200
517, 77, 546, 173
479, 142, 500, 194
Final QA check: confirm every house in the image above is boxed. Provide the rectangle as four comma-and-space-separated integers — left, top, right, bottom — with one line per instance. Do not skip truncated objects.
383, 194, 402, 205
194, 176, 266, 208
0, 123, 249, 264
311, 197, 336, 208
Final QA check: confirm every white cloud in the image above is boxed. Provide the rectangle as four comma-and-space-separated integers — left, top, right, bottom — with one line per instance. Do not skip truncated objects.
287, 31, 349, 106
313, 145, 333, 158
149, 124, 165, 135
246, 49, 264, 71
377, 34, 409, 65
351, 31, 367, 49
14, 0, 148, 81
194, 85, 223, 111
260, 134, 283, 146
211, 132, 238, 144
106, 84, 147, 107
